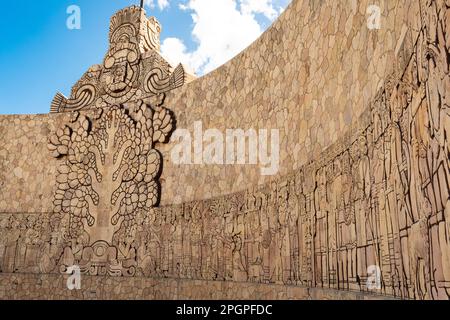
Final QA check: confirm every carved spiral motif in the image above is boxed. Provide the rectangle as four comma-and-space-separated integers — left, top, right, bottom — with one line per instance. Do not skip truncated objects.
144, 67, 169, 95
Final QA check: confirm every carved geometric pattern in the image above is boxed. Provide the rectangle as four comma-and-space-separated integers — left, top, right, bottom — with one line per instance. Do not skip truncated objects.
1, 1, 448, 300
50, 6, 188, 113
46, 100, 174, 276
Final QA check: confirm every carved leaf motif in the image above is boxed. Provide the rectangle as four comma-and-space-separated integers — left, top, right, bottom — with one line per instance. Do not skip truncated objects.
48, 127, 71, 158
152, 107, 174, 143
50, 101, 174, 247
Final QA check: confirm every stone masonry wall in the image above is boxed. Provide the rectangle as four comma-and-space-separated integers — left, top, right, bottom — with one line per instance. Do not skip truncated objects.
0, 113, 68, 213
0, 0, 424, 211
0, 273, 395, 300
0, 0, 448, 300
159, 0, 424, 205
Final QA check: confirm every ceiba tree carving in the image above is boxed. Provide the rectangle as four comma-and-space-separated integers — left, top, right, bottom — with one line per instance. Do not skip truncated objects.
48, 101, 174, 245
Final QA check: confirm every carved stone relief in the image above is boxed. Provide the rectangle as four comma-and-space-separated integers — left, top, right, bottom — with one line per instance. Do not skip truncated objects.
50, 6, 189, 113
46, 99, 174, 276
0, 2, 448, 301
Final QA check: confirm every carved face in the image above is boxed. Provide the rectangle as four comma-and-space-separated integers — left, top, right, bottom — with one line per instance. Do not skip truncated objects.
105, 34, 139, 68
233, 235, 242, 251
50, 234, 59, 245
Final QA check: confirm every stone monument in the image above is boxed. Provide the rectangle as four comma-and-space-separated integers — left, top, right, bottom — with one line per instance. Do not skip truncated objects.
0, 0, 448, 300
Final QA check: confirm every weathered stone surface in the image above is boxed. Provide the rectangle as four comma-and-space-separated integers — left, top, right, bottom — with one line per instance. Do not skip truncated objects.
0, 0, 448, 300
0, 273, 394, 300
50, 6, 192, 114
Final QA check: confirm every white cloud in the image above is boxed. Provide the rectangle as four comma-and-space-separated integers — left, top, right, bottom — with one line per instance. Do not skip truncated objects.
144, 0, 170, 10
161, 0, 289, 75
160, 37, 196, 74
240, 0, 278, 20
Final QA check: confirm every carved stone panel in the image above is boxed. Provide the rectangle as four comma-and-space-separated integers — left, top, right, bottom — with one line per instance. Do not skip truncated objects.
46, 99, 174, 276
50, 6, 190, 113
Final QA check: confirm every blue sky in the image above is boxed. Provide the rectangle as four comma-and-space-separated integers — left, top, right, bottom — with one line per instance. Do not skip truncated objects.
0, 0, 289, 115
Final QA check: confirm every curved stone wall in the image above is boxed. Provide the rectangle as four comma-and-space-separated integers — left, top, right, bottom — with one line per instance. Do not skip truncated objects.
159, 0, 424, 205
0, 0, 425, 211
0, 0, 448, 300
0, 273, 395, 300
0, 113, 65, 212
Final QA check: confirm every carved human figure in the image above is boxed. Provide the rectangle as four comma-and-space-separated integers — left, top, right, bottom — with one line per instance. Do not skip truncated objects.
301, 168, 315, 286
408, 217, 432, 300
383, 115, 403, 295
161, 208, 177, 277
406, 104, 435, 299
387, 94, 413, 296
247, 207, 263, 282
328, 159, 341, 288
2, 218, 21, 273
22, 217, 42, 272
0, 217, 7, 272
200, 203, 214, 279
172, 205, 184, 277
222, 204, 235, 281
14, 217, 28, 272
277, 183, 290, 284
207, 201, 223, 280
351, 135, 372, 284
258, 189, 272, 283
133, 211, 146, 273
190, 204, 203, 279
419, 0, 449, 161
39, 229, 65, 274
102, 26, 140, 104
287, 179, 299, 284
175, 205, 187, 277
314, 167, 328, 286
294, 171, 307, 284
232, 234, 247, 282
337, 152, 355, 289
417, 0, 450, 298
0, 217, 15, 273
148, 209, 163, 276
267, 182, 281, 284
62, 232, 88, 271
372, 121, 390, 291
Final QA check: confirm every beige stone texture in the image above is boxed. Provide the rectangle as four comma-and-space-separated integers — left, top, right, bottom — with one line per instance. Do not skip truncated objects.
0, 0, 448, 300
0, 273, 394, 300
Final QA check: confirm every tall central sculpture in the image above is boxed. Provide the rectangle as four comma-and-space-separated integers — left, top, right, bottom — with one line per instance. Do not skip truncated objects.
45, 6, 187, 276
0, 0, 447, 300
50, 5, 189, 113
